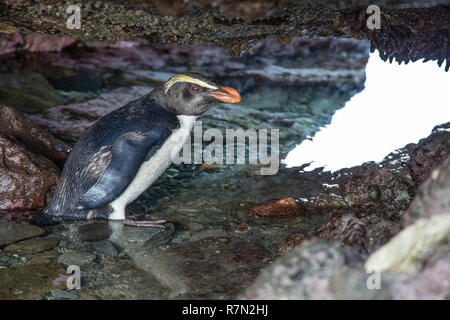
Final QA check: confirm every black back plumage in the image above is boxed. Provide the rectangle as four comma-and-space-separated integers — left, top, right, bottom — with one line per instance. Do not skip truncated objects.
32, 93, 179, 224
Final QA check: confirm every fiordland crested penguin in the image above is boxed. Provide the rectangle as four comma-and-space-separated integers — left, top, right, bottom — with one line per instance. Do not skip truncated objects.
32, 73, 241, 227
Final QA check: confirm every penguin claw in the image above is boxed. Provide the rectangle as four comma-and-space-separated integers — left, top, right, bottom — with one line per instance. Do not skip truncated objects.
123, 219, 167, 228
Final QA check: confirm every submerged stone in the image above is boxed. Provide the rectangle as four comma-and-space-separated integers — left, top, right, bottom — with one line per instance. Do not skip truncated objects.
4, 237, 59, 255
0, 73, 63, 113
0, 221, 45, 247
0, 262, 65, 300
93, 239, 118, 257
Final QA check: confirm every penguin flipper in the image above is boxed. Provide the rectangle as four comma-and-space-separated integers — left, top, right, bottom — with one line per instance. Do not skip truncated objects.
77, 126, 170, 210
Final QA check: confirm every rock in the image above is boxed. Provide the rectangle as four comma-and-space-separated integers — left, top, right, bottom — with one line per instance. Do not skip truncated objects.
0, 73, 64, 113
0, 135, 60, 212
0, 32, 23, 55
300, 124, 450, 254
0, 104, 70, 167
309, 123, 450, 217
2, 1, 446, 71
22, 33, 77, 53
4, 237, 59, 255
241, 239, 389, 299
82, 258, 169, 299
72, 221, 112, 242
0, 221, 45, 247
109, 221, 175, 251
0, 262, 65, 300
387, 248, 450, 300
403, 156, 450, 226
165, 237, 271, 298
93, 240, 118, 257
277, 234, 308, 254
365, 214, 450, 275
58, 251, 96, 268
249, 198, 298, 218
51, 289, 79, 300
26, 251, 60, 265
329, 268, 392, 300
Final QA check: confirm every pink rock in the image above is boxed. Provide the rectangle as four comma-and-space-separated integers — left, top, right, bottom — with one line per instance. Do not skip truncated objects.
23, 33, 77, 53
0, 33, 23, 55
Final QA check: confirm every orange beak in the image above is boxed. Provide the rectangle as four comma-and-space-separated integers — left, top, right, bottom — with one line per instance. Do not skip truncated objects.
209, 86, 241, 103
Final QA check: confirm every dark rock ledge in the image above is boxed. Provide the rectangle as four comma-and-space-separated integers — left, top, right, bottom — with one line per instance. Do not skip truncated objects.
1, 0, 449, 70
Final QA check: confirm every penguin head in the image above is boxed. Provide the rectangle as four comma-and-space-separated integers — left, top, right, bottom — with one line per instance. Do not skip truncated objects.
159, 72, 241, 116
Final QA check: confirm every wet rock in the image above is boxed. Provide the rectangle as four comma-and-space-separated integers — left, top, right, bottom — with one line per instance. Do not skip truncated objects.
387, 247, 450, 300
0, 32, 23, 55
0, 135, 60, 212
26, 251, 60, 265
338, 6, 450, 71
299, 124, 450, 253
0, 221, 45, 247
241, 239, 388, 299
329, 268, 392, 300
0, 104, 70, 167
93, 240, 118, 257
2, 1, 447, 70
4, 237, 58, 255
365, 214, 450, 275
403, 156, 450, 226
277, 234, 308, 254
307, 123, 450, 216
51, 289, 80, 300
22, 34, 77, 53
0, 262, 65, 300
72, 221, 112, 242
82, 259, 170, 299
166, 237, 271, 298
249, 198, 298, 218
0, 73, 64, 113
311, 212, 375, 252
109, 221, 175, 251
58, 250, 96, 268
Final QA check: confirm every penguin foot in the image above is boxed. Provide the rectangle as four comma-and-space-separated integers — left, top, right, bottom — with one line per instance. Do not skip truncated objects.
123, 219, 167, 228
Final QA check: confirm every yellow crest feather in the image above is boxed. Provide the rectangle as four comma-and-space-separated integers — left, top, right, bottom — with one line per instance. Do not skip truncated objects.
163, 74, 218, 94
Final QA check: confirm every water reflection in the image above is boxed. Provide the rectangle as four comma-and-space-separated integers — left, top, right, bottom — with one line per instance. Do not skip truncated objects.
284, 51, 450, 172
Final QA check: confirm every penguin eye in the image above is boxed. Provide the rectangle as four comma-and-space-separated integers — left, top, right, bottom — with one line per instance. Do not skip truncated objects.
191, 86, 199, 93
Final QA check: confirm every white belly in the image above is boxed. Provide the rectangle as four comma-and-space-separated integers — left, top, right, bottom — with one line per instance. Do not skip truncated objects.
109, 115, 196, 220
